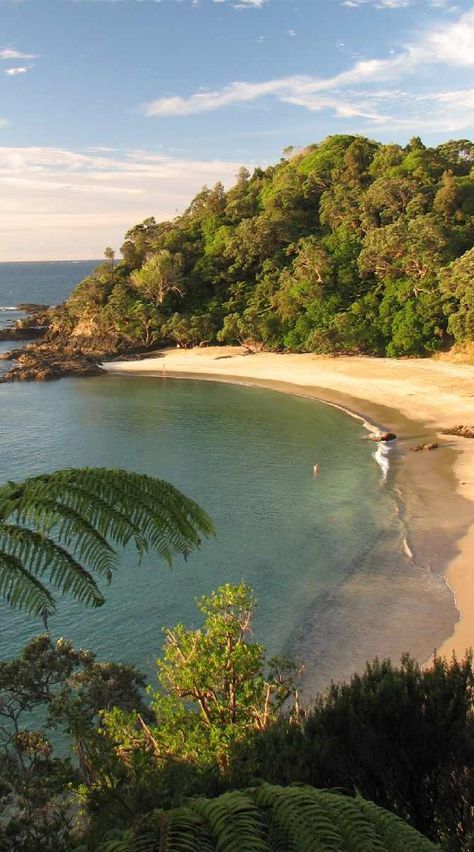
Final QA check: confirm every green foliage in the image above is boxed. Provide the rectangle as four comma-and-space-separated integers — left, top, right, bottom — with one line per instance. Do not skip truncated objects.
130, 250, 184, 306
87, 784, 439, 851
102, 584, 301, 778
0, 467, 213, 618
439, 247, 474, 342
55, 134, 474, 358
0, 635, 149, 851
235, 653, 474, 847
1, 592, 472, 849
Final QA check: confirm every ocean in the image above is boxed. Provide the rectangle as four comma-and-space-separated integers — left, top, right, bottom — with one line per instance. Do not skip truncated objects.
0, 262, 456, 695
0, 260, 99, 368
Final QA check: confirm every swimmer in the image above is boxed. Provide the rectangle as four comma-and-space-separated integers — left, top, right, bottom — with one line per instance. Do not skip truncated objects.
313, 464, 319, 476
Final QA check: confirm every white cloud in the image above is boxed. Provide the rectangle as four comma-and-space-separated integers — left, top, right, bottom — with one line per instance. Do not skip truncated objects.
4, 66, 29, 75
140, 8, 474, 133
420, 8, 474, 65
341, 0, 449, 8
231, 0, 268, 7
0, 48, 37, 60
0, 147, 252, 261
70, 0, 269, 5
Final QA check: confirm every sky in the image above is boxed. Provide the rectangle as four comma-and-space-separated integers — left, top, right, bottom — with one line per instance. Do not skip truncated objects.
0, 0, 474, 260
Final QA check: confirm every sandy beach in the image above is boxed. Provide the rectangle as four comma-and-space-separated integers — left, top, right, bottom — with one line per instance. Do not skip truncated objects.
103, 347, 474, 660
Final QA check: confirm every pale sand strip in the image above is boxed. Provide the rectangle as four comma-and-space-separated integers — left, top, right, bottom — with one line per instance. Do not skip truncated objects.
102, 348, 474, 659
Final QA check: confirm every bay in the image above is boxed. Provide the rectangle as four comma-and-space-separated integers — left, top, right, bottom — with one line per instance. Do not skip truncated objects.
0, 262, 455, 695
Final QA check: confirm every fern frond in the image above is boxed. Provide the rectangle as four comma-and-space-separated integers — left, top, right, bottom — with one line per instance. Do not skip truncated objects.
158, 806, 216, 852
0, 551, 55, 615
354, 795, 438, 852
255, 783, 346, 851
192, 791, 268, 852
305, 789, 386, 852
89, 786, 440, 852
0, 525, 105, 609
0, 467, 214, 617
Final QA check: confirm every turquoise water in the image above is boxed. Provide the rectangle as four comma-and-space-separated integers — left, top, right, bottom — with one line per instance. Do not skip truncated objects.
0, 262, 454, 695
0, 373, 453, 694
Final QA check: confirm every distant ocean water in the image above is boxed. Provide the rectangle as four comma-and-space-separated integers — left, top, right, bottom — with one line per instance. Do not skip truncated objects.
0, 262, 457, 695
0, 261, 99, 367
0, 260, 99, 310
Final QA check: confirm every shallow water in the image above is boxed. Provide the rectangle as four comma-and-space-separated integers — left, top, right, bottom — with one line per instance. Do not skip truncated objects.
0, 260, 458, 696
0, 372, 456, 696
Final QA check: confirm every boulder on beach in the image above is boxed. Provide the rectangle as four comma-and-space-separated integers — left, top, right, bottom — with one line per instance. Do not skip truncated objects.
442, 425, 474, 439
368, 431, 397, 442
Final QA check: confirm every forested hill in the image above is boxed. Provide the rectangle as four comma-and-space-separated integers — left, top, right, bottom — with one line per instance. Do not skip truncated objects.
64, 134, 474, 357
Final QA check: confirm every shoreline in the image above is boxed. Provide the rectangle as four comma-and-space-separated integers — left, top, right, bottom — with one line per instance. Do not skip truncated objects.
102, 347, 474, 660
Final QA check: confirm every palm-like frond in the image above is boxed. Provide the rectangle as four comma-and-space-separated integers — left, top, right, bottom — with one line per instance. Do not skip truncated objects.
0, 467, 214, 618
90, 784, 440, 852
354, 795, 437, 852
192, 790, 268, 851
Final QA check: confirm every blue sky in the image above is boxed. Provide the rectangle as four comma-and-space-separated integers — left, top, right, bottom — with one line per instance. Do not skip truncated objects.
1, 0, 474, 259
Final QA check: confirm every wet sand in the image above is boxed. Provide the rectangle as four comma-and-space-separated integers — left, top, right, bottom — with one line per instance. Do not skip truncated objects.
102, 348, 474, 660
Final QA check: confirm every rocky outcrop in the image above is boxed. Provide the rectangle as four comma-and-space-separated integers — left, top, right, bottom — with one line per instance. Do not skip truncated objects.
0, 325, 47, 341
0, 304, 51, 341
0, 347, 104, 382
368, 431, 397, 442
15, 303, 50, 313
410, 442, 439, 451
0, 325, 150, 382
0, 304, 157, 383
442, 425, 474, 439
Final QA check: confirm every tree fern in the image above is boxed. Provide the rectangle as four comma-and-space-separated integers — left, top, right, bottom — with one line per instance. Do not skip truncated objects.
255, 783, 345, 851
354, 794, 438, 852
192, 790, 268, 851
0, 467, 214, 619
87, 784, 440, 852
156, 806, 215, 852
303, 789, 386, 852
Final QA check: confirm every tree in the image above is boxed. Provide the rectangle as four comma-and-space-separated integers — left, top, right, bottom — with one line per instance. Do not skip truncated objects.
103, 584, 301, 773
0, 467, 213, 620
439, 247, 474, 343
104, 246, 115, 269
302, 653, 474, 845
130, 250, 184, 306
0, 635, 149, 851
25, 133, 474, 365
80, 783, 439, 851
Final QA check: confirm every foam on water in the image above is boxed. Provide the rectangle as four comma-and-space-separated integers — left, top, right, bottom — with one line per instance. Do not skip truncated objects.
374, 440, 391, 481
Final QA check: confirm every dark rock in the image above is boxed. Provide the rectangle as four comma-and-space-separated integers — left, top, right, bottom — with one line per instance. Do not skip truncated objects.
0, 347, 25, 361
442, 425, 474, 439
15, 303, 50, 313
0, 350, 104, 383
368, 431, 397, 442
0, 326, 47, 341
410, 442, 439, 451
0, 313, 159, 383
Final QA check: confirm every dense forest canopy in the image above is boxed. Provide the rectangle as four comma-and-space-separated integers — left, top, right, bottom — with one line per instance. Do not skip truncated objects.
63, 135, 474, 357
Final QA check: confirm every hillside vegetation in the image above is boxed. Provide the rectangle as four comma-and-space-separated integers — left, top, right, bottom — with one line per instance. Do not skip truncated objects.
57, 135, 474, 358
